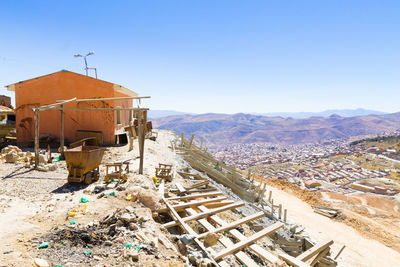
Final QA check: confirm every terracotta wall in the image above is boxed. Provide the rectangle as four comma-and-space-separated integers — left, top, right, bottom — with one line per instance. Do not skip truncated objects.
14, 71, 132, 145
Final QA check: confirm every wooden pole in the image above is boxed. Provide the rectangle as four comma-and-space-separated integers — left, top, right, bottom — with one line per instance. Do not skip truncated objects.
34, 108, 39, 168
279, 204, 282, 219
189, 134, 194, 149
334, 245, 346, 260
181, 132, 184, 147
138, 109, 146, 174
284, 209, 287, 223
60, 104, 65, 160
200, 137, 203, 150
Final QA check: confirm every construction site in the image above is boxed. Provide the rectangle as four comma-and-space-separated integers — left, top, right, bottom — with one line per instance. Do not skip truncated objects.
0, 71, 398, 267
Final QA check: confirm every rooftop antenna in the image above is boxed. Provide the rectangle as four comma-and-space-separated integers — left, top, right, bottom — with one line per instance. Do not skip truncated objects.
74, 51, 97, 78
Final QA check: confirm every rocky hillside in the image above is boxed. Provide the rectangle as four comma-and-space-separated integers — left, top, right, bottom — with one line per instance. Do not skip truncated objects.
153, 112, 400, 148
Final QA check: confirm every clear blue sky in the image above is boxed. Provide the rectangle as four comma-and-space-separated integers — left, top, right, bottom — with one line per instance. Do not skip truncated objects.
1, 0, 399, 114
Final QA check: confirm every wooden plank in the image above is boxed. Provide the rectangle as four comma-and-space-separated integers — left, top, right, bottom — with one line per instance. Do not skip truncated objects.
197, 211, 265, 239
157, 196, 227, 213
163, 202, 244, 228
198, 206, 281, 265
204, 200, 235, 209
167, 191, 223, 201
279, 253, 310, 267
54, 107, 150, 111
158, 179, 165, 196
186, 208, 259, 267
175, 182, 187, 195
56, 96, 151, 102
297, 240, 334, 262
186, 180, 209, 190
213, 222, 284, 260
162, 198, 219, 266
334, 245, 345, 260
310, 247, 330, 266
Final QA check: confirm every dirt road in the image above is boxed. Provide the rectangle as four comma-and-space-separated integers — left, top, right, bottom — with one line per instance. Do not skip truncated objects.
267, 186, 400, 267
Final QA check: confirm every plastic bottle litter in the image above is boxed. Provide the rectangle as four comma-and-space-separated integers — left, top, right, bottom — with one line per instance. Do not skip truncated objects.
125, 243, 133, 248
38, 242, 50, 249
80, 197, 89, 203
69, 220, 76, 225
84, 250, 92, 256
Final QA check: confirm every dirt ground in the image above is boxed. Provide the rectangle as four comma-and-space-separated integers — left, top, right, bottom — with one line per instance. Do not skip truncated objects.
262, 178, 400, 267
0, 130, 185, 266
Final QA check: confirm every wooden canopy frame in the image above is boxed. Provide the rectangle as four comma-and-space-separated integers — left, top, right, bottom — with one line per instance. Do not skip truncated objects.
31, 96, 150, 174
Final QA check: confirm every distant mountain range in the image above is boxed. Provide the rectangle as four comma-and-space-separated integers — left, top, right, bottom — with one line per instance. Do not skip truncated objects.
152, 112, 400, 149
149, 108, 386, 119
254, 108, 387, 118
148, 110, 195, 118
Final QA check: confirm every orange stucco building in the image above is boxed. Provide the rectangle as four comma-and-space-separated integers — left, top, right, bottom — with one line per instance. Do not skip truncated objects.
6, 70, 138, 145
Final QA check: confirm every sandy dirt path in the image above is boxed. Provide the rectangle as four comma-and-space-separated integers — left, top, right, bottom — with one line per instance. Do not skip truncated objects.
267, 186, 400, 267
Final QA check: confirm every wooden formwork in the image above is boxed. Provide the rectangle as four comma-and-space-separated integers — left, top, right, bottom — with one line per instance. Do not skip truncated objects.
160, 181, 335, 267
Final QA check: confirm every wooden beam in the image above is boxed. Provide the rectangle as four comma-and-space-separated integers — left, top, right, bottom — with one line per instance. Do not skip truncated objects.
197, 211, 265, 239
59, 104, 65, 159
213, 222, 284, 260
175, 182, 187, 195
158, 179, 165, 197
185, 180, 209, 190
35, 97, 77, 111
198, 206, 281, 265
167, 191, 223, 201
162, 198, 220, 266
138, 110, 147, 174
186, 208, 259, 267
34, 108, 39, 168
297, 240, 334, 262
57, 96, 151, 102
279, 254, 310, 267
310, 247, 330, 266
54, 107, 150, 111
157, 196, 227, 213
334, 245, 346, 260
163, 202, 245, 228
202, 200, 235, 209
189, 134, 194, 149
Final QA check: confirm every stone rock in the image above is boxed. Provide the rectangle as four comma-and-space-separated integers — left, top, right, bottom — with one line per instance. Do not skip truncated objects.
93, 185, 106, 194
128, 223, 139, 231
34, 258, 49, 267
39, 155, 47, 165
37, 165, 49, 172
125, 206, 135, 213
138, 190, 162, 211
120, 213, 136, 223
5, 152, 18, 163
199, 258, 213, 267
126, 249, 139, 260
138, 216, 150, 224
203, 232, 219, 247
1, 145, 21, 154
48, 164, 57, 171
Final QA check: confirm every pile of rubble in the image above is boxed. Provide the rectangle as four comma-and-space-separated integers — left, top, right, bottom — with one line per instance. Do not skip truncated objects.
32, 205, 184, 266
0, 145, 57, 171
